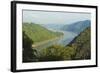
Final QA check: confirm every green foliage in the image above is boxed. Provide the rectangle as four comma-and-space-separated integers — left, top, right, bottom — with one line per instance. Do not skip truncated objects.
23, 31, 37, 62
36, 45, 76, 61
69, 27, 91, 60
37, 45, 65, 61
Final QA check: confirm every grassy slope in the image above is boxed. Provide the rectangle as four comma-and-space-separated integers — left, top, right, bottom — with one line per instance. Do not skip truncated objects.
23, 23, 63, 44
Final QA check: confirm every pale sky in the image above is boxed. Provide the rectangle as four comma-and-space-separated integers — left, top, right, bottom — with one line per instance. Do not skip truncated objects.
23, 10, 91, 25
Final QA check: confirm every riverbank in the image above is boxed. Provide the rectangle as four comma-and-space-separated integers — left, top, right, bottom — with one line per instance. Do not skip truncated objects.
32, 35, 63, 49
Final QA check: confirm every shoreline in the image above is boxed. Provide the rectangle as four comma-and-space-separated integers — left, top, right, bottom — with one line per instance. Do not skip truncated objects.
32, 35, 64, 48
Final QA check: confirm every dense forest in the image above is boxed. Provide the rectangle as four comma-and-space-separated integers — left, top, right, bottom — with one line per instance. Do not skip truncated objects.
22, 23, 91, 62
68, 27, 91, 60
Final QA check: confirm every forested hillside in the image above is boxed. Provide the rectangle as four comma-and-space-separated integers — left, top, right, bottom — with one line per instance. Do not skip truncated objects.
68, 27, 91, 60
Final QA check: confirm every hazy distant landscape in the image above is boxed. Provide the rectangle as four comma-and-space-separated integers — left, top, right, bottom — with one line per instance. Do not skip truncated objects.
22, 10, 91, 62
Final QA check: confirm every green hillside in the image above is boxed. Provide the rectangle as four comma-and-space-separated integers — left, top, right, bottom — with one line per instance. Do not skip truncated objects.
68, 27, 91, 60
22, 23, 63, 44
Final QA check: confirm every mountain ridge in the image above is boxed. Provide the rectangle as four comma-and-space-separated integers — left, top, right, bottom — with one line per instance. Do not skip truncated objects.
61, 20, 91, 34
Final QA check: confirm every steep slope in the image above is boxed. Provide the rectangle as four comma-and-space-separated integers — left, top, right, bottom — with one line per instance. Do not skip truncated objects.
62, 20, 91, 34
23, 23, 63, 44
68, 27, 91, 59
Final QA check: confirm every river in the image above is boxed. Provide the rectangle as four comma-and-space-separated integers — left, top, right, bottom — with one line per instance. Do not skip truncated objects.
49, 29, 78, 46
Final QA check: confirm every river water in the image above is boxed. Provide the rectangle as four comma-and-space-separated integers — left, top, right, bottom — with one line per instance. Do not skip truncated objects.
49, 29, 78, 46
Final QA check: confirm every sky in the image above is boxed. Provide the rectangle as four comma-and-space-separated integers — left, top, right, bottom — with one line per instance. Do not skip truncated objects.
23, 10, 91, 25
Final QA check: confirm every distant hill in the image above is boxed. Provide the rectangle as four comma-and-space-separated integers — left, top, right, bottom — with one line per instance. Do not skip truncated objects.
23, 23, 63, 44
41, 24, 65, 30
67, 27, 91, 59
61, 20, 91, 34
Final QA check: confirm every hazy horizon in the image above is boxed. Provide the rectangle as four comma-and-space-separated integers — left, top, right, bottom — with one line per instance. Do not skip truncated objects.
23, 10, 91, 25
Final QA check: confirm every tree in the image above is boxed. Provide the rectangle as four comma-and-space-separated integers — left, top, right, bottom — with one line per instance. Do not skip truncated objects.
23, 31, 37, 62
37, 45, 76, 61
